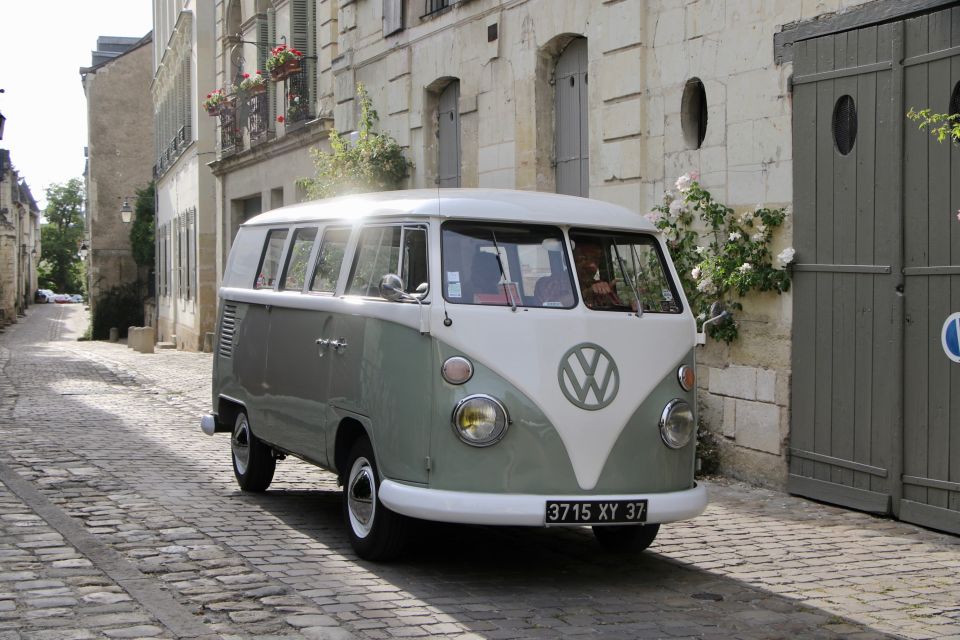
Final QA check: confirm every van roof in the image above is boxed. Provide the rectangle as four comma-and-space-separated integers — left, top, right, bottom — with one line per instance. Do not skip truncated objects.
243, 189, 657, 231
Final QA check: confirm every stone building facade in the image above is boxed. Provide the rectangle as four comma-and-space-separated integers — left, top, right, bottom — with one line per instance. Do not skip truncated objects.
81, 35, 155, 310
152, 2, 219, 351
0, 150, 40, 327
207, 0, 336, 282
159, 0, 960, 530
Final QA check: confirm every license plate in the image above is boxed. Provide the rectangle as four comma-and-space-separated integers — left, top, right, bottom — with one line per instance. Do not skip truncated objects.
544, 500, 648, 525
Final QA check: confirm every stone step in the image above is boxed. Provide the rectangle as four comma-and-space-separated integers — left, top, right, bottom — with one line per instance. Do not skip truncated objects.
156, 342, 177, 350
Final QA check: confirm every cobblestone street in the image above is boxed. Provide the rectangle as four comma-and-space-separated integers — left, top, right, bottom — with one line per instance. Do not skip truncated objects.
1, 304, 958, 639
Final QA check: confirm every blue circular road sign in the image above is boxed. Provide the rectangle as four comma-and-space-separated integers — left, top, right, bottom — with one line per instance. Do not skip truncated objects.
942, 312, 960, 364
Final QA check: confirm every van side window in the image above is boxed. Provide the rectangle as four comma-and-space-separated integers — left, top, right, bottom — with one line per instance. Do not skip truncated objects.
309, 227, 350, 293
280, 227, 318, 291
347, 225, 429, 298
255, 228, 289, 289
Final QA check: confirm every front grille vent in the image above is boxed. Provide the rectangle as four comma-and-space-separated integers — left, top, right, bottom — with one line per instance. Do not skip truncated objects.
219, 304, 237, 358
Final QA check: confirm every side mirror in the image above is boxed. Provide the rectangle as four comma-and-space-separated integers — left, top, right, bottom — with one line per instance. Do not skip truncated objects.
708, 301, 725, 321
696, 301, 731, 346
379, 274, 405, 301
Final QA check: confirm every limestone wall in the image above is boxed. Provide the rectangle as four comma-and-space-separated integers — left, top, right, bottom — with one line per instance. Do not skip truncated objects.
84, 40, 154, 304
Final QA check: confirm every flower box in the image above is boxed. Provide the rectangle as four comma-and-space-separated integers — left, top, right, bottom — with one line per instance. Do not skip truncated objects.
266, 45, 304, 82
203, 89, 227, 116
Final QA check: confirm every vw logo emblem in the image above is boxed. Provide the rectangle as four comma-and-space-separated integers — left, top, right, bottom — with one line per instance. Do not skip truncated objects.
558, 343, 620, 411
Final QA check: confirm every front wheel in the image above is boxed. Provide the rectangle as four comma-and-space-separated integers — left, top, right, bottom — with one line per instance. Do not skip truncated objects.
592, 523, 660, 553
231, 411, 276, 492
342, 438, 409, 561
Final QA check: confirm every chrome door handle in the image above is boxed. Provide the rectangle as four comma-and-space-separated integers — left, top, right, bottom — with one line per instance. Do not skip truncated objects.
315, 338, 331, 347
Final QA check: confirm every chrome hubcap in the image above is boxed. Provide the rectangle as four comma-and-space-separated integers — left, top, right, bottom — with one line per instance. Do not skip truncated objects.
232, 415, 251, 475
347, 457, 376, 538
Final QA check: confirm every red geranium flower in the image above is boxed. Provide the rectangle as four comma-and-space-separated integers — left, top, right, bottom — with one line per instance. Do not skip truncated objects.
276, 115, 285, 123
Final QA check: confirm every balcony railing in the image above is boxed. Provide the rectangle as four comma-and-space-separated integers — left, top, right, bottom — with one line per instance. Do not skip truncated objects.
214, 60, 316, 158
247, 88, 271, 143
283, 58, 315, 128
219, 98, 241, 156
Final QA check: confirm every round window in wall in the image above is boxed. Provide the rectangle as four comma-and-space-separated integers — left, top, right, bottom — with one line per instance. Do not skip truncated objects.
832, 95, 858, 155
950, 81, 960, 118
681, 78, 708, 149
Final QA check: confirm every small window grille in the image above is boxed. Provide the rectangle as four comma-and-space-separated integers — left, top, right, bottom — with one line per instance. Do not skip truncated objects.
832, 95, 857, 156
423, 0, 449, 17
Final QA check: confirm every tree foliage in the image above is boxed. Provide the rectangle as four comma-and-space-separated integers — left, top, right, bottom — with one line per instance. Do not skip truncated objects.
130, 182, 155, 268
39, 178, 85, 293
907, 107, 960, 145
298, 83, 412, 200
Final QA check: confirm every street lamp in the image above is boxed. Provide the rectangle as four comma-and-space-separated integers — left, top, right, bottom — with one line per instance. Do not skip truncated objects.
120, 197, 134, 223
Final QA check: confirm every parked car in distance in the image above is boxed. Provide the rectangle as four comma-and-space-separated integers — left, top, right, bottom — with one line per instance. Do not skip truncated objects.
53, 294, 71, 304
69, 294, 84, 304
35, 289, 55, 303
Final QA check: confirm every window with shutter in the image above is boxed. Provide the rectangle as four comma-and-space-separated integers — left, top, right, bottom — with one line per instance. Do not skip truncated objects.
383, 0, 403, 36
287, 0, 315, 124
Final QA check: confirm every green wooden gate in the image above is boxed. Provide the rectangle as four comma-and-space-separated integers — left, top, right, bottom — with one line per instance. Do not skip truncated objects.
789, 6, 960, 535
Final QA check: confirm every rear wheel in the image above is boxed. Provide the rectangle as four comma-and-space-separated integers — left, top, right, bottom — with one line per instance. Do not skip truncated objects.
592, 523, 660, 553
231, 411, 276, 492
342, 438, 409, 561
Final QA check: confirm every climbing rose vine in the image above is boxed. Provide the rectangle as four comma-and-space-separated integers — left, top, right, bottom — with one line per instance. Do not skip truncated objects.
647, 174, 795, 343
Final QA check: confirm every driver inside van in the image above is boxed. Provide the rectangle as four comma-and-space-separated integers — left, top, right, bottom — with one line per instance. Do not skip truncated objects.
573, 240, 634, 311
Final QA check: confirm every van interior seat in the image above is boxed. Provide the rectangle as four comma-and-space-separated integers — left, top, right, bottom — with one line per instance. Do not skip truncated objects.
470, 251, 507, 305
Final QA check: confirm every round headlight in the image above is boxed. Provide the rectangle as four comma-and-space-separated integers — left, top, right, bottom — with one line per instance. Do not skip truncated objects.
452, 395, 509, 447
442, 356, 474, 385
677, 364, 695, 391
659, 399, 695, 449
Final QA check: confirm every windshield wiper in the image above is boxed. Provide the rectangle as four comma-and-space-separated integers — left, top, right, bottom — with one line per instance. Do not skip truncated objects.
490, 230, 518, 312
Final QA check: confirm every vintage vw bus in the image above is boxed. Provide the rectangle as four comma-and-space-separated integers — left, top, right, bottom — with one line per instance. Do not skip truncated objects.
201, 189, 708, 560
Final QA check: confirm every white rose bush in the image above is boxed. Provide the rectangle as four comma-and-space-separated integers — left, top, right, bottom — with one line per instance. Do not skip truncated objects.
646, 173, 795, 343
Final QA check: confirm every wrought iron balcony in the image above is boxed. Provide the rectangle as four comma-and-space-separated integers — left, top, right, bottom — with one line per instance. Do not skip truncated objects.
219, 97, 241, 156
246, 87, 271, 143
283, 57, 315, 128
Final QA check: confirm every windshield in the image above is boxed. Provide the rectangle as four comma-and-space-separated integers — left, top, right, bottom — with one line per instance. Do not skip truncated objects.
569, 229, 682, 313
442, 222, 575, 308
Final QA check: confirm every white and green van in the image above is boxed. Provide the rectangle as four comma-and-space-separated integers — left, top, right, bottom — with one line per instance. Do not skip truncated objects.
201, 189, 708, 560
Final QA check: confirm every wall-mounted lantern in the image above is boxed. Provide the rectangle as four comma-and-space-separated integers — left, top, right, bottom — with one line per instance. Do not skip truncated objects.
78, 242, 89, 260
120, 197, 134, 223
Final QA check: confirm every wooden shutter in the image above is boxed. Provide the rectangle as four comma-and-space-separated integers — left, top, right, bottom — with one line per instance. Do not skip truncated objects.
383, 0, 403, 36
555, 37, 589, 197
183, 53, 192, 142
438, 81, 461, 187
267, 8, 276, 124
